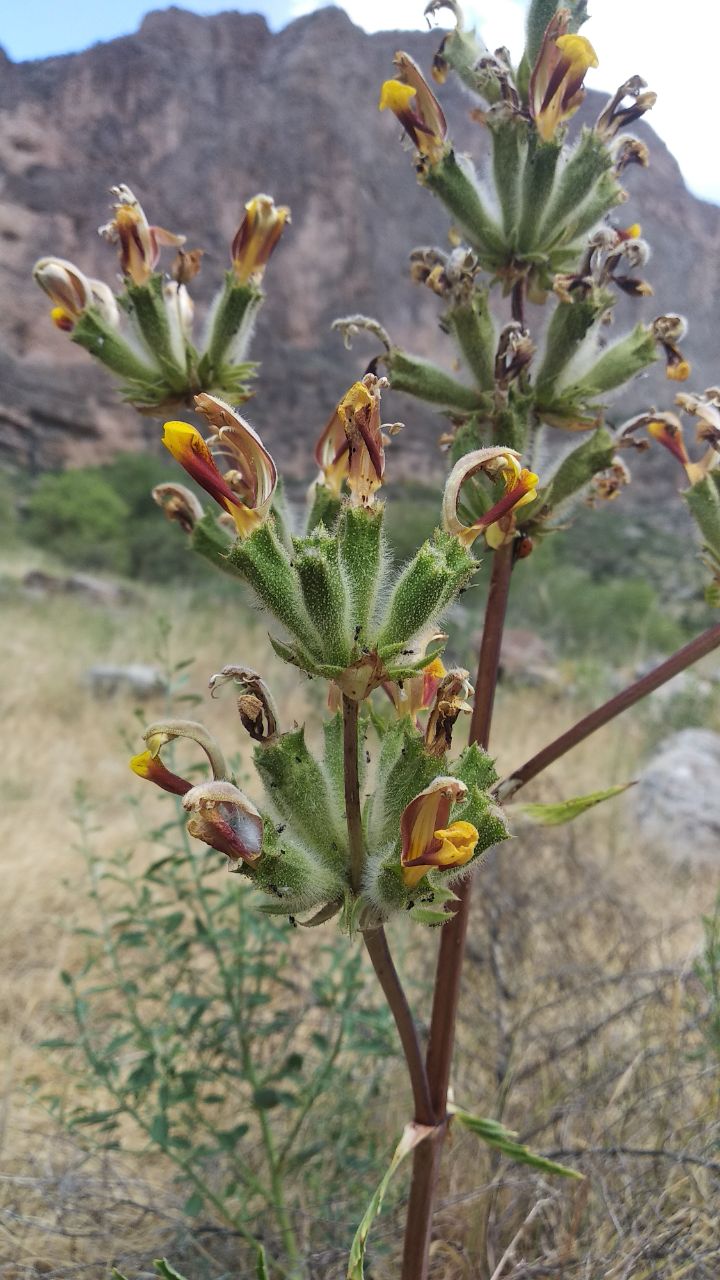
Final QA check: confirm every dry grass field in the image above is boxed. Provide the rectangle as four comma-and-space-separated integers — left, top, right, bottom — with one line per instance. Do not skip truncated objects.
1, 543, 719, 1279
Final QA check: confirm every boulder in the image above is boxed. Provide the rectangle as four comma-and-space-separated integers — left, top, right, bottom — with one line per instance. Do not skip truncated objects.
632, 729, 720, 866
84, 664, 168, 700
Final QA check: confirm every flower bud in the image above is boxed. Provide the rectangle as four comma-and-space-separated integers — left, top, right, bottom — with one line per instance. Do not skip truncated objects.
99, 184, 185, 286
652, 315, 691, 383
33, 256, 119, 332
152, 482, 204, 534
209, 665, 280, 742
595, 76, 657, 142
183, 780, 264, 867
424, 669, 473, 757
231, 194, 290, 285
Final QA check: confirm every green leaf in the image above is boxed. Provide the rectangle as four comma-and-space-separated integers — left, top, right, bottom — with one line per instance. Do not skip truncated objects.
112, 1271, 131, 1280
182, 1191, 204, 1216
347, 1122, 432, 1279
508, 783, 632, 826
451, 1106, 582, 1178
256, 1244, 270, 1280
154, 1262, 190, 1280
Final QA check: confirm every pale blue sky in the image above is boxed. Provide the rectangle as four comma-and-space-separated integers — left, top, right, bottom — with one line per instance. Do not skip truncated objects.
2, 2, 717, 203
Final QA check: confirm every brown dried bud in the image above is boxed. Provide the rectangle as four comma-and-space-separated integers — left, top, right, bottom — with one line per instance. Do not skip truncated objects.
208, 665, 279, 742
152, 482, 204, 534
424, 668, 473, 757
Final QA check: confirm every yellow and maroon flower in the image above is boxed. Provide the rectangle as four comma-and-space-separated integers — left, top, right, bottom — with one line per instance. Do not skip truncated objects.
384, 653, 446, 720
33, 256, 119, 332
529, 11, 598, 142
182, 780, 264, 867
231, 194, 290, 286
647, 409, 719, 486
337, 376, 386, 507
315, 404, 351, 497
99, 184, 185, 286
400, 777, 478, 889
443, 448, 539, 548
163, 395, 276, 538
424, 669, 473, 757
379, 51, 447, 164
129, 748, 192, 796
652, 315, 691, 383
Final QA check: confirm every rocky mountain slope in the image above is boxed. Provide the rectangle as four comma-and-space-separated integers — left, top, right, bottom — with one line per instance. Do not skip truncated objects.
1, 4, 719, 485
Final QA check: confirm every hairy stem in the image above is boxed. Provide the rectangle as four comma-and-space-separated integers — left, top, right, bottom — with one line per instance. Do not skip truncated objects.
401, 542, 514, 1280
496, 621, 720, 801
363, 928, 435, 1125
343, 694, 365, 893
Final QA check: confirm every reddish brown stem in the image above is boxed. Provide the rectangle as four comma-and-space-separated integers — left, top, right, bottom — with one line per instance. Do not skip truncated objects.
363, 928, 435, 1125
401, 542, 514, 1280
496, 621, 720, 801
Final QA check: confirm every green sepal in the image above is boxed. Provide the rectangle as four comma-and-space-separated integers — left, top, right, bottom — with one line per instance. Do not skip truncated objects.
489, 116, 528, 244
339, 504, 385, 641
377, 530, 478, 650
199, 272, 263, 379
450, 1105, 583, 1178
388, 349, 485, 411
509, 783, 632, 827
228, 521, 320, 656
266, 634, 342, 680
537, 130, 613, 246
439, 28, 502, 102
534, 290, 614, 398
190, 512, 244, 577
524, 425, 616, 520
253, 730, 348, 874
525, 0, 589, 68
685, 474, 720, 561
368, 718, 447, 851
252, 817, 346, 913
307, 483, 343, 534
450, 741, 499, 793
424, 150, 507, 266
564, 171, 625, 241
561, 324, 657, 399
322, 712, 347, 826
444, 292, 496, 392
122, 275, 188, 392
492, 390, 532, 451
294, 526, 351, 665
517, 135, 562, 252
71, 308, 163, 389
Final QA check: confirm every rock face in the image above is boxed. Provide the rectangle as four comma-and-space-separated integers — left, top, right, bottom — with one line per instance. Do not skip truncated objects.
1, 5, 720, 484
633, 729, 720, 866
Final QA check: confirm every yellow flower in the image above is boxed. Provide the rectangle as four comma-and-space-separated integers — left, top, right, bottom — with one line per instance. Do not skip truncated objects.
400, 778, 478, 889
129, 749, 192, 796
337, 376, 386, 507
163, 395, 276, 538
231, 194, 290, 285
379, 51, 447, 164
443, 448, 539, 548
529, 13, 598, 142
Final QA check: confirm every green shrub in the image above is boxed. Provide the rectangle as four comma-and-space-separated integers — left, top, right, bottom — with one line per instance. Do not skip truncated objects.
24, 469, 132, 574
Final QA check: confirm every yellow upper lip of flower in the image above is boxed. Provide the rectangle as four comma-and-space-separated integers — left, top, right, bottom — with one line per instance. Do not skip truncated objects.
554, 33, 599, 72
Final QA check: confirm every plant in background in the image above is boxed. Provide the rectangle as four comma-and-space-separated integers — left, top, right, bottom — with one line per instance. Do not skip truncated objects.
33, 1, 720, 1278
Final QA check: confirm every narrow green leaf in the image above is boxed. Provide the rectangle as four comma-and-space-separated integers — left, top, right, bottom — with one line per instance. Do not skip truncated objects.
451, 1106, 582, 1177
154, 1261, 190, 1280
256, 1244, 270, 1280
347, 1122, 432, 1279
509, 783, 632, 826
182, 1190, 204, 1216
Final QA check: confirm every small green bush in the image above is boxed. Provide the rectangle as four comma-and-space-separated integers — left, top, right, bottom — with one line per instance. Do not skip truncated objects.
24, 469, 132, 574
